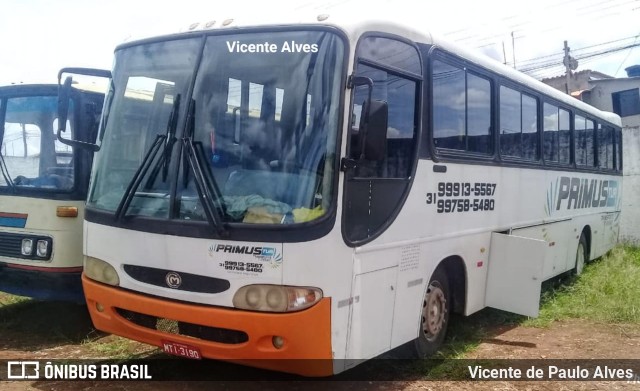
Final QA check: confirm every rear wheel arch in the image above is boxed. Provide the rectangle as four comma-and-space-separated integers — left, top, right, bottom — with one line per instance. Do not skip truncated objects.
575, 226, 592, 276
581, 225, 592, 260
438, 255, 467, 315
403, 255, 467, 358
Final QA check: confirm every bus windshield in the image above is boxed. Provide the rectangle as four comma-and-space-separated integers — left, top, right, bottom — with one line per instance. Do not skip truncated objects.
1, 95, 76, 191
88, 30, 344, 225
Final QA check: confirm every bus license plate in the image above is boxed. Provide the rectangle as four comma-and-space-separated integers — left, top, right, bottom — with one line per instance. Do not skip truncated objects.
161, 340, 202, 359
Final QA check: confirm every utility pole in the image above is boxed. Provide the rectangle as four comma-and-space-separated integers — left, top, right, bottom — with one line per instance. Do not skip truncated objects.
563, 41, 571, 94
562, 41, 578, 94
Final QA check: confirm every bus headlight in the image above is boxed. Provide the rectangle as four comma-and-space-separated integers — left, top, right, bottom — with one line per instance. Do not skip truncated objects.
36, 240, 49, 257
233, 285, 322, 312
21, 239, 33, 256
85, 256, 120, 286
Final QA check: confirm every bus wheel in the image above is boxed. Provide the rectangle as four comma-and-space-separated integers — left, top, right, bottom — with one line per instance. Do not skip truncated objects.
574, 234, 588, 276
414, 267, 450, 357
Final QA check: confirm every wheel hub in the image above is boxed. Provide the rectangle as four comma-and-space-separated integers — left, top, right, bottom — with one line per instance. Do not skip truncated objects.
422, 283, 446, 339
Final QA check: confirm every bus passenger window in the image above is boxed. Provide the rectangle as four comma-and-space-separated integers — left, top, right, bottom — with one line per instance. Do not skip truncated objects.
543, 103, 559, 162
433, 60, 465, 150
500, 86, 522, 158
574, 116, 595, 167
586, 120, 596, 167
499, 86, 539, 160
559, 108, 571, 164
598, 124, 614, 170
432, 60, 492, 154
466, 74, 491, 154
522, 95, 538, 160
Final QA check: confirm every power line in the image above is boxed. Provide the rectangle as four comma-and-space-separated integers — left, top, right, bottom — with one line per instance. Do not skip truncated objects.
446, 0, 635, 47
520, 41, 640, 75
614, 34, 640, 76
505, 33, 640, 71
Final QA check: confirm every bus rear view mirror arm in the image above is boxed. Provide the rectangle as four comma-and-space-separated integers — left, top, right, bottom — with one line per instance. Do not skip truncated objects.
56, 129, 101, 152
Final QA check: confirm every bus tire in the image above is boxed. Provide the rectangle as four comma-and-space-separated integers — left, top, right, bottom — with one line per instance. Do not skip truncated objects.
574, 233, 588, 276
412, 267, 450, 358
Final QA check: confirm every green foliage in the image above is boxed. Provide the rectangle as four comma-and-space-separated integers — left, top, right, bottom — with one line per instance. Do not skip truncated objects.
526, 245, 640, 326
428, 246, 640, 360
84, 336, 145, 359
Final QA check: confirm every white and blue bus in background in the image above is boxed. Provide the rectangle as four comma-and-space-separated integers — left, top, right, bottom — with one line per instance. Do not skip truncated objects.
0, 77, 105, 302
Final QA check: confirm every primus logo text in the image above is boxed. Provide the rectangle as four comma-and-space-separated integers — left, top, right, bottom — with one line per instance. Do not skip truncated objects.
553, 177, 619, 211
213, 245, 275, 257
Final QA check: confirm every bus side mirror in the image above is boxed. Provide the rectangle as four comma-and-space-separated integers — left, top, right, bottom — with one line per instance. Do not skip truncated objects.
359, 99, 388, 161
56, 70, 106, 153
57, 76, 72, 133
56, 77, 99, 152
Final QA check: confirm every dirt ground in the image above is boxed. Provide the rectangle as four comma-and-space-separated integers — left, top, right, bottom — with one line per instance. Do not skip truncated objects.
1, 297, 639, 391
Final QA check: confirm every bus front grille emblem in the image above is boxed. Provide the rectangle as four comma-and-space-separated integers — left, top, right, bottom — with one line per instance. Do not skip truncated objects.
165, 272, 182, 289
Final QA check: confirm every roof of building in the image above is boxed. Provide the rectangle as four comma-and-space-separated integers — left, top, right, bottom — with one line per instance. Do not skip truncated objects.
541, 69, 615, 83
587, 75, 640, 83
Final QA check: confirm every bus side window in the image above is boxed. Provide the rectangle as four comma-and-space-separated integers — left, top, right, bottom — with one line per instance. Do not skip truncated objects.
543, 103, 559, 162
598, 124, 613, 170
499, 86, 539, 160
574, 115, 596, 167
558, 108, 571, 164
350, 63, 417, 179
432, 59, 492, 155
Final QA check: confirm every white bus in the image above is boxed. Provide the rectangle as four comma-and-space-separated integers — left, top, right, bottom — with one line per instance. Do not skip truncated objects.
71, 14, 622, 376
0, 82, 104, 302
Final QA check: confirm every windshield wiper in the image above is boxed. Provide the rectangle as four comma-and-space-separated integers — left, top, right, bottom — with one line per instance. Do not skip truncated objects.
182, 99, 228, 236
115, 94, 182, 220
145, 93, 181, 187
0, 153, 15, 190
115, 134, 166, 220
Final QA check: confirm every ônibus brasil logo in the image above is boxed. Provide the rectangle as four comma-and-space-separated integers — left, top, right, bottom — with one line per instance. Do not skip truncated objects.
208, 243, 283, 268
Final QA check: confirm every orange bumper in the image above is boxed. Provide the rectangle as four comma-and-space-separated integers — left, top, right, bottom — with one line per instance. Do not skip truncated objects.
82, 274, 333, 376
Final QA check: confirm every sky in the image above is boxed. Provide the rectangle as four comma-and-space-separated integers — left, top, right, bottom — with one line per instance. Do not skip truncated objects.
0, 0, 639, 86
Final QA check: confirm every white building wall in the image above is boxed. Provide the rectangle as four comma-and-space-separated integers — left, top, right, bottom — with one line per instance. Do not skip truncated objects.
621, 125, 640, 244
584, 79, 640, 243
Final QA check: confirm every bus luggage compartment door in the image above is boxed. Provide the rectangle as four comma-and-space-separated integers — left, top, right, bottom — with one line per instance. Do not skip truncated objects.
485, 232, 546, 318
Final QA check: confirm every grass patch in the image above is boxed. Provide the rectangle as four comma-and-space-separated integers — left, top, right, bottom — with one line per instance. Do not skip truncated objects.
440, 245, 640, 356
0, 293, 96, 344
83, 334, 157, 360
420, 245, 640, 380
85, 336, 142, 359
0, 292, 30, 307
442, 312, 522, 357
525, 245, 640, 327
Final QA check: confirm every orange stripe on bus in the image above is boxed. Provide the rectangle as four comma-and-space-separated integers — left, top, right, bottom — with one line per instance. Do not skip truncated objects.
82, 274, 333, 376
